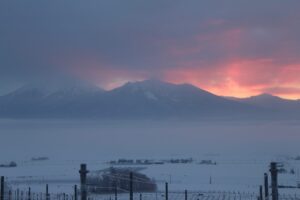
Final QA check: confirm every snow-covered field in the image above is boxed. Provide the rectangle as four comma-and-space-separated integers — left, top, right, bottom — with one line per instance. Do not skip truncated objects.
1, 119, 300, 195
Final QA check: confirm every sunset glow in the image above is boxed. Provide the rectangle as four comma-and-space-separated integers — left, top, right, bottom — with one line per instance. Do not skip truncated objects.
162, 59, 300, 99
1, 1, 300, 100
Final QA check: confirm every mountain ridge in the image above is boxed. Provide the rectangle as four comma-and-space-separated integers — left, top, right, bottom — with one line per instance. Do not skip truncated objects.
0, 79, 299, 119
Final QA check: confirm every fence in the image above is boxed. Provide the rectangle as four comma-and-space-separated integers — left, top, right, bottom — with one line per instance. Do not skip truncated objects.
0, 162, 297, 200
2, 188, 300, 200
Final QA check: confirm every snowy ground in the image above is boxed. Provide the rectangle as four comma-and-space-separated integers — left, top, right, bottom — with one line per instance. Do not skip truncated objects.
1, 157, 300, 194
1, 119, 300, 195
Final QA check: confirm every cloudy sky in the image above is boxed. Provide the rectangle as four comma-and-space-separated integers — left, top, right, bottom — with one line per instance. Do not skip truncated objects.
1, 0, 300, 99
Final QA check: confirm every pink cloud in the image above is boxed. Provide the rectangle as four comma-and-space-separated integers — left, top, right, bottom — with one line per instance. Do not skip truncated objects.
163, 58, 300, 99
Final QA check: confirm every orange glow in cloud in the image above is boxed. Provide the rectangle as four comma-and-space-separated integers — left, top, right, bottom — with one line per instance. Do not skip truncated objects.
69, 56, 300, 99
160, 25, 300, 100
164, 59, 300, 99
61, 25, 300, 100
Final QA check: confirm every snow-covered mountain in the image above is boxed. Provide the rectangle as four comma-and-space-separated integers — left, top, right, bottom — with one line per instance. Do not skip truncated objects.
100, 79, 260, 118
0, 79, 299, 119
0, 77, 104, 118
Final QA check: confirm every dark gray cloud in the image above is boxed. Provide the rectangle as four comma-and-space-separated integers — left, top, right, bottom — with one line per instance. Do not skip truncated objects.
1, 0, 300, 96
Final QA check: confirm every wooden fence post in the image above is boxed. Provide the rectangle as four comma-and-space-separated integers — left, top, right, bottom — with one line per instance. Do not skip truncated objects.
46, 184, 49, 200
0, 177, 4, 200
28, 188, 31, 200
165, 182, 168, 200
79, 164, 89, 200
259, 185, 263, 200
264, 173, 269, 200
270, 163, 278, 200
74, 185, 77, 200
129, 172, 133, 200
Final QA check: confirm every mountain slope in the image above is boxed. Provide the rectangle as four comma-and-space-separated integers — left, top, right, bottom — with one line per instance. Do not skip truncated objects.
0, 79, 298, 119
228, 93, 300, 118
98, 79, 260, 118
0, 78, 105, 118
229, 93, 300, 110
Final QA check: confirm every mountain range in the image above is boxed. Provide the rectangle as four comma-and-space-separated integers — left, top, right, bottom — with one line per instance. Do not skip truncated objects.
0, 79, 299, 119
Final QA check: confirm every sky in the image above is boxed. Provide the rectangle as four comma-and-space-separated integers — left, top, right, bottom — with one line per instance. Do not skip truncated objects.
1, 0, 300, 99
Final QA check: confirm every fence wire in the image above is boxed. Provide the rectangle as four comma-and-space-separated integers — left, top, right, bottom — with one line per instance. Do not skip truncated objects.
2, 189, 300, 200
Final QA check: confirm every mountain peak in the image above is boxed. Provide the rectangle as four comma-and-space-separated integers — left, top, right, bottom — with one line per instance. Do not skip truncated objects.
109, 79, 219, 105
249, 93, 284, 101
121, 79, 171, 89
257, 93, 274, 97
252, 93, 275, 98
125, 79, 172, 87
123, 79, 205, 91
6, 77, 104, 98
116, 79, 204, 95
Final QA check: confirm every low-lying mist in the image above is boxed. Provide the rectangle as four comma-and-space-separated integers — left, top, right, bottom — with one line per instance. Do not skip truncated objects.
1, 119, 299, 162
